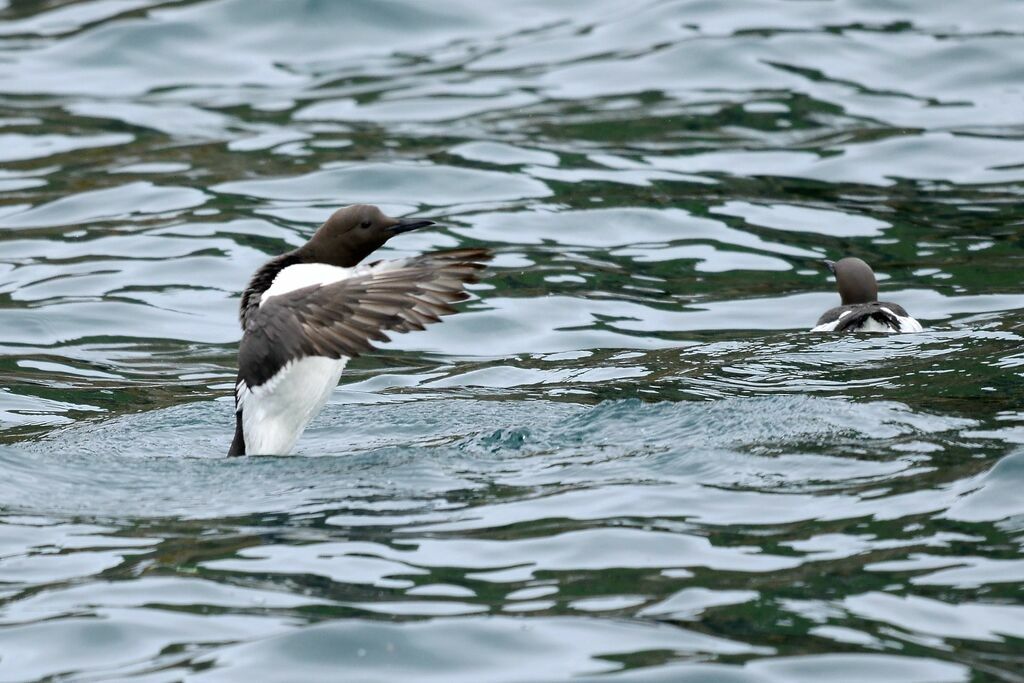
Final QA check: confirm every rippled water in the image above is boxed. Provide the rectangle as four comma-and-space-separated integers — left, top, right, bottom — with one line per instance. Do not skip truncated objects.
1, 0, 1023, 680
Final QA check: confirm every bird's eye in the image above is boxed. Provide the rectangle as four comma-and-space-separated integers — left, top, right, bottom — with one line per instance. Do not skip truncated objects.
360, 220, 372, 229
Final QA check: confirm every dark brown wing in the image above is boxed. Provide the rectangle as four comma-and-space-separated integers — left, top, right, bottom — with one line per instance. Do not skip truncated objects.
238, 249, 491, 388
815, 305, 849, 328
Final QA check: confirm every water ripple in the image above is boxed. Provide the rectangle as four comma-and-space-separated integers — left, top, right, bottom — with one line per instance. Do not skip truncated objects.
1, 0, 1023, 679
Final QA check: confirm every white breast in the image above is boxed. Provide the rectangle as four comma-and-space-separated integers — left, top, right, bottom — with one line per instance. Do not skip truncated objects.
261, 263, 354, 303
237, 356, 349, 455
260, 259, 411, 304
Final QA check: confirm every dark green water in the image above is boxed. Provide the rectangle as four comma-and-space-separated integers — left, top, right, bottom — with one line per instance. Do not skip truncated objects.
1, 1, 1023, 681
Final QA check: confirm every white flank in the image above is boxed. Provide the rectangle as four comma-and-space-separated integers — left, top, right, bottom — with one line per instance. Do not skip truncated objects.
238, 356, 349, 455
889, 310, 923, 333
810, 309, 853, 332
811, 307, 923, 334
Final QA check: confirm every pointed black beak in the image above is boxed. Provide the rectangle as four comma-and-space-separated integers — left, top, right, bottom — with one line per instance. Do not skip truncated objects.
823, 259, 836, 274
388, 218, 435, 235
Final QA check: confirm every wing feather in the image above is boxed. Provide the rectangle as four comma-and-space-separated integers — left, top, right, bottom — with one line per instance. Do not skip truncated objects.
238, 249, 491, 388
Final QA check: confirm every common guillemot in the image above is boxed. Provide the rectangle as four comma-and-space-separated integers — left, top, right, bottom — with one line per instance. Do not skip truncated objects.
228, 204, 490, 456
811, 257, 922, 333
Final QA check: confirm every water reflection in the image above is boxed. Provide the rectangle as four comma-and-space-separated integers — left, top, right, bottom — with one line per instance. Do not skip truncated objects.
1, 0, 1023, 680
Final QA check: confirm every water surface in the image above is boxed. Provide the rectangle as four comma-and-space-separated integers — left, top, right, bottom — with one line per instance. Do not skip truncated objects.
1, 0, 1023, 680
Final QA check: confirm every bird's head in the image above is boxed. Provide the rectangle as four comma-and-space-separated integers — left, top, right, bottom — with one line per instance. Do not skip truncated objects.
824, 256, 879, 304
304, 204, 435, 267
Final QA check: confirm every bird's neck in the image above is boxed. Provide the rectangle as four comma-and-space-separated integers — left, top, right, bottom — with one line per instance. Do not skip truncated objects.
298, 243, 373, 268
239, 250, 304, 327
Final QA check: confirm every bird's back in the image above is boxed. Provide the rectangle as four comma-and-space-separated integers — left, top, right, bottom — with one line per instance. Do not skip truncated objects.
812, 301, 922, 333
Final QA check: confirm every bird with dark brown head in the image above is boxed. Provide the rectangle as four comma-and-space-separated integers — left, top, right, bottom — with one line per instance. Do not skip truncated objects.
230, 204, 491, 456
812, 257, 921, 334
823, 257, 878, 305
297, 204, 435, 269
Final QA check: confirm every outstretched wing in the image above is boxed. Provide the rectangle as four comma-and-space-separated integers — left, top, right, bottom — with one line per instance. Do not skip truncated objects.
238, 248, 491, 388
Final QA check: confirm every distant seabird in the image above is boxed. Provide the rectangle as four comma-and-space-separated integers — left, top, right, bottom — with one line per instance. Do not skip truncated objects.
229, 204, 490, 456
811, 257, 922, 333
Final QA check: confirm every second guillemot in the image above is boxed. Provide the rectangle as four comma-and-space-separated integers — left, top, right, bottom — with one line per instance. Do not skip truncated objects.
229, 204, 491, 456
812, 257, 922, 333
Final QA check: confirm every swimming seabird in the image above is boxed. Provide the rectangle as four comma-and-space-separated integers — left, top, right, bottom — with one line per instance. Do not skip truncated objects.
811, 257, 922, 333
229, 204, 490, 456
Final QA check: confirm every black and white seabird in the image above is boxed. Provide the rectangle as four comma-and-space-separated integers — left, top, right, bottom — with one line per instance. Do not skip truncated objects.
812, 257, 922, 333
228, 204, 490, 456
